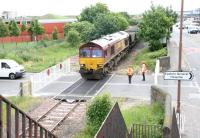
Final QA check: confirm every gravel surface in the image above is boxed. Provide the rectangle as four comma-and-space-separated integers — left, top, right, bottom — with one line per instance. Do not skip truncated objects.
28, 98, 58, 120
53, 102, 86, 138
113, 41, 146, 75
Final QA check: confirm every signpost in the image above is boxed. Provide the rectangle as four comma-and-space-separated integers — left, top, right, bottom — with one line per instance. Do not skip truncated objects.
164, 71, 194, 81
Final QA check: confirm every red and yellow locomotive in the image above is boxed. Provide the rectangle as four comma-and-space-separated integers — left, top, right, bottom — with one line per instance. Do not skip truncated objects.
79, 30, 137, 79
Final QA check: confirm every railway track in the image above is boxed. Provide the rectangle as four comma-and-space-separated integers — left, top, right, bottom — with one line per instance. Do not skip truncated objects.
20, 75, 112, 137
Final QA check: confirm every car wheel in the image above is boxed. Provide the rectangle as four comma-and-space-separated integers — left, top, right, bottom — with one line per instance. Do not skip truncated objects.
9, 73, 16, 80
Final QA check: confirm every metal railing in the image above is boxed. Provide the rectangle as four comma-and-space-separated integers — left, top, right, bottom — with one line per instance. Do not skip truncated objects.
0, 95, 57, 138
128, 124, 163, 138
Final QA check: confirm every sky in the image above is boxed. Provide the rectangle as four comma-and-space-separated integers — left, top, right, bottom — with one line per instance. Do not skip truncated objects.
0, 0, 200, 16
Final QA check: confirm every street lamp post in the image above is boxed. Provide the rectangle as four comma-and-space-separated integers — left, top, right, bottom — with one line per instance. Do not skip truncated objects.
177, 0, 184, 114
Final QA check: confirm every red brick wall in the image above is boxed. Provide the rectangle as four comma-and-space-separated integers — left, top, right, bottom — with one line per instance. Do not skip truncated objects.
0, 33, 64, 43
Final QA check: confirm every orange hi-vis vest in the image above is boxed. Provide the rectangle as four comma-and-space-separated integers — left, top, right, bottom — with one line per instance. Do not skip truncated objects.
141, 63, 147, 73
127, 67, 133, 76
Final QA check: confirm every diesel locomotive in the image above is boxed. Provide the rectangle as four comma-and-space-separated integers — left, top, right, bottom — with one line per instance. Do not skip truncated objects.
79, 29, 137, 79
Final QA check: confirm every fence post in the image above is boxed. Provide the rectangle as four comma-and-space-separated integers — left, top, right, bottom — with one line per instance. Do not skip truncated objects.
20, 81, 32, 96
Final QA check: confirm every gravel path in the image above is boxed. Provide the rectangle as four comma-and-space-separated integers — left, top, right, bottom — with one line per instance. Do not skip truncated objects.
113, 41, 146, 75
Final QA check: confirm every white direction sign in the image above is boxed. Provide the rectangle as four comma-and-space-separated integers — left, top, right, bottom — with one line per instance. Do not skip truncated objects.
164, 71, 194, 81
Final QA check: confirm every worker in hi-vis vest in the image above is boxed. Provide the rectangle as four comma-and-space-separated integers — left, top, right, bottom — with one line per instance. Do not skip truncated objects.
141, 62, 147, 81
127, 66, 134, 84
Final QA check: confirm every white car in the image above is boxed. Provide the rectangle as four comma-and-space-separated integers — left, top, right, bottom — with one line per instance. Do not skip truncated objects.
187, 26, 199, 34
0, 59, 25, 79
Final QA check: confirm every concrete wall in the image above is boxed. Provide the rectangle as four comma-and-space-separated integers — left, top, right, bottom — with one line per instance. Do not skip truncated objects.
159, 56, 170, 72
20, 81, 32, 96
151, 85, 172, 138
30, 59, 70, 92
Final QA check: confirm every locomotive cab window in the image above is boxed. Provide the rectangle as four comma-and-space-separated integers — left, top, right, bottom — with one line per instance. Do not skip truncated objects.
80, 48, 90, 57
92, 49, 103, 57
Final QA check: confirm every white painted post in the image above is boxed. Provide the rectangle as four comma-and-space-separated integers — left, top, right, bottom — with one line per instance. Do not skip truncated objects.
154, 60, 160, 85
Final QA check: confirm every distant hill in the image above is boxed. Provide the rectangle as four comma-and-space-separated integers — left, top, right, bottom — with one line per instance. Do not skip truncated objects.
39, 14, 66, 19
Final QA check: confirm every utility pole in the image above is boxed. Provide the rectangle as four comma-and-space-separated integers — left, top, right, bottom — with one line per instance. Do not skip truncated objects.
177, 0, 184, 113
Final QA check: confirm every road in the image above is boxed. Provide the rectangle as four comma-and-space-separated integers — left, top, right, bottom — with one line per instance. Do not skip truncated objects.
170, 27, 200, 138
0, 73, 33, 96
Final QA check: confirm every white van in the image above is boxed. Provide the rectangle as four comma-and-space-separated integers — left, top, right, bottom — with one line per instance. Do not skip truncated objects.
0, 59, 25, 79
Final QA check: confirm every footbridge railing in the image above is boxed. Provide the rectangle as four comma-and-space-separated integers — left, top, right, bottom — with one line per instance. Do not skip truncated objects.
0, 95, 57, 138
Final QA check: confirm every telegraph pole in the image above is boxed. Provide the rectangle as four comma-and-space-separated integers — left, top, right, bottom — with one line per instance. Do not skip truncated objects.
177, 0, 184, 113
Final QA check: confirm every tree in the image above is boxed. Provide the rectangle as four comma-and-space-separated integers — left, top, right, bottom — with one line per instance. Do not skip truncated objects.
0, 19, 9, 37
63, 24, 69, 37
52, 27, 58, 40
28, 20, 35, 40
0, 19, 9, 47
113, 13, 129, 31
67, 21, 96, 42
138, 5, 173, 51
165, 7, 178, 24
67, 30, 80, 47
28, 20, 44, 41
8, 20, 20, 36
79, 2, 109, 23
34, 20, 44, 36
94, 13, 119, 37
21, 22, 26, 32
118, 12, 138, 25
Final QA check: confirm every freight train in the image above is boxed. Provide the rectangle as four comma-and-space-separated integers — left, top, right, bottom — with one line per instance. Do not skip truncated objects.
79, 28, 137, 79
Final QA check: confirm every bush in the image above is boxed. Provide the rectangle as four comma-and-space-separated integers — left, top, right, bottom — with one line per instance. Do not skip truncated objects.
0, 50, 7, 58
133, 47, 167, 71
122, 102, 164, 130
86, 93, 112, 135
41, 40, 48, 47
67, 30, 81, 47
52, 27, 58, 40
149, 40, 163, 51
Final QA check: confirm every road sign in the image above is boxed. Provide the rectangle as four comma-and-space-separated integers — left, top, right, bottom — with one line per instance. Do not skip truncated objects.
164, 71, 193, 81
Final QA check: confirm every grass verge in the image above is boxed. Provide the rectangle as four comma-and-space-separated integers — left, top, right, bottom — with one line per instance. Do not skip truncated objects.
133, 47, 167, 72
121, 102, 164, 131
2, 96, 42, 126
0, 40, 78, 72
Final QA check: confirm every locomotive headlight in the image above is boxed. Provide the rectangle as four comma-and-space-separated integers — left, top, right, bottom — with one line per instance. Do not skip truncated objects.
97, 64, 103, 68
80, 64, 85, 67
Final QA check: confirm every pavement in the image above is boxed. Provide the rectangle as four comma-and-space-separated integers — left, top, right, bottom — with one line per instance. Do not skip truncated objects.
33, 72, 81, 97
0, 73, 33, 96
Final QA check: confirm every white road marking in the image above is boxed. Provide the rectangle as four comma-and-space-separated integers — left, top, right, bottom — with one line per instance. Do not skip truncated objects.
105, 83, 197, 88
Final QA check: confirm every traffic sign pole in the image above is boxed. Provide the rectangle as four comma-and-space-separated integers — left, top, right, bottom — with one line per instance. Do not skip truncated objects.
177, 0, 184, 126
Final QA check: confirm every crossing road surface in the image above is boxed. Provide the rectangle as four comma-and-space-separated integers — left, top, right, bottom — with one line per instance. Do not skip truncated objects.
0, 73, 33, 96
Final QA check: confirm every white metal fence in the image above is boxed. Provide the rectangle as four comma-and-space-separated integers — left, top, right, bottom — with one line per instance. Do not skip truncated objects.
30, 59, 70, 92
